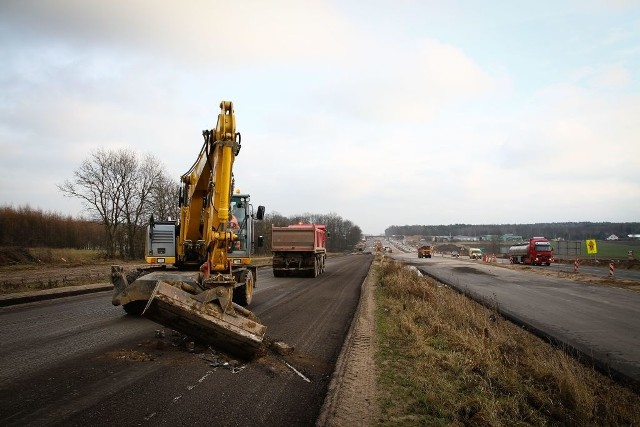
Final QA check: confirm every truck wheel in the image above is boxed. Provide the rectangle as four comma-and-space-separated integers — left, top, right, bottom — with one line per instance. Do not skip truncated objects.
233, 270, 254, 306
312, 259, 318, 278
122, 300, 146, 315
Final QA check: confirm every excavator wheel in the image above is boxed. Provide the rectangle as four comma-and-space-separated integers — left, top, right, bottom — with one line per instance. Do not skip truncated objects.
123, 300, 147, 315
233, 270, 254, 306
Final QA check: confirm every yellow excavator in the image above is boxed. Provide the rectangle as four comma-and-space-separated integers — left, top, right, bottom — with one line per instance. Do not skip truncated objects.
111, 101, 266, 359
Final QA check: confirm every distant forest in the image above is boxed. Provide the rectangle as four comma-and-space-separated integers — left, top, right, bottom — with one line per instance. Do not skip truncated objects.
0, 205, 104, 249
385, 222, 640, 241
0, 205, 362, 258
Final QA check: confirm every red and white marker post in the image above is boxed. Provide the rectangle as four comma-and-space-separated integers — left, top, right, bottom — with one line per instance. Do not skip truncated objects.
609, 262, 615, 278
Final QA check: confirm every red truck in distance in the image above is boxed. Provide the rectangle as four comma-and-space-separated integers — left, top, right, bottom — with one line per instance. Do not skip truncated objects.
271, 224, 327, 277
508, 237, 554, 266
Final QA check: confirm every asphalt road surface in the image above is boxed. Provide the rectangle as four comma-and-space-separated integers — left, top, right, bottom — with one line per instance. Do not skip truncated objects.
394, 252, 640, 386
0, 254, 373, 426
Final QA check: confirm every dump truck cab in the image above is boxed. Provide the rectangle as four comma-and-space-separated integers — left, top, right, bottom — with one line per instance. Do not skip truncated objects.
418, 245, 433, 258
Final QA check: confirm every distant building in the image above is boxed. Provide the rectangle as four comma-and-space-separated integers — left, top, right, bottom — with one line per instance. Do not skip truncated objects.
606, 234, 619, 241
480, 234, 522, 241
453, 235, 479, 241
501, 234, 523, 241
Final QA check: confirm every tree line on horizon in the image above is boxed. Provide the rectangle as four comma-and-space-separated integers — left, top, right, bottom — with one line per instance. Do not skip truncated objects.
0, 204, 362, 257
385, 222, 640, 241
0, 205, 105, 250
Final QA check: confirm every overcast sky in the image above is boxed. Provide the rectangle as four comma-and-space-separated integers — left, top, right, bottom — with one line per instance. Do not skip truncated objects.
1, 1, 639, 234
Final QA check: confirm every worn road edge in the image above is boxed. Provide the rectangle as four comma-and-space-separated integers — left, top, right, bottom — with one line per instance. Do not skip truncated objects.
316, 257, 379, 426
0, 283, 113, 307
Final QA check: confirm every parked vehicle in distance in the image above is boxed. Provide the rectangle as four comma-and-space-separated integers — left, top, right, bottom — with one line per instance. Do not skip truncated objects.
509, 237, 554, 266
469, 248, 483, 260
451, 251, 459, 257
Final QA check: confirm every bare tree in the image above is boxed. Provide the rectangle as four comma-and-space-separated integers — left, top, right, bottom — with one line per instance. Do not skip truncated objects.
148, 172, 180, 222
119, 153, 164, 259
58, 149, 122, 257
58, 148, 164, 258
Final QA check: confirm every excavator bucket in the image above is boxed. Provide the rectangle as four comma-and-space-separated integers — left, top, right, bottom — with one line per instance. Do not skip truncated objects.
111, 267, 201, 314
143, 281, 266, 359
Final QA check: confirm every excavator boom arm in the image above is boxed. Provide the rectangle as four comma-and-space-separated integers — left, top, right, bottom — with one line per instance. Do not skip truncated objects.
177, 101, 241, 270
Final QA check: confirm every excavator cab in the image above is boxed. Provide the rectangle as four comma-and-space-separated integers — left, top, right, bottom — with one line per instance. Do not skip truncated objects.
228, 194, 264, 256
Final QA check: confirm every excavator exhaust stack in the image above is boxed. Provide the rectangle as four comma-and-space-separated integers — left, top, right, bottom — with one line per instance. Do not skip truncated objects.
143, 281, 266, 359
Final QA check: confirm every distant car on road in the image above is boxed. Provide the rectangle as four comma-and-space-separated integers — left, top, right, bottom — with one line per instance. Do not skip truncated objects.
451, 251, 459, 257
469, 248, 483, 260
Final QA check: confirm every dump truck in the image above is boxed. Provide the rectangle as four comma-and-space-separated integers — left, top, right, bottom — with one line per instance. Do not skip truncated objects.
418, 245, 433, 258
272, 224, 327, 277
110, 101, 267, 359
509, 237, 554, 266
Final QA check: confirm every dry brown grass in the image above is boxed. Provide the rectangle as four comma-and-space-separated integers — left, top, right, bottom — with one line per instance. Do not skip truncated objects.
0, 248, 116, 293
375, 258, 640, 426
0, 247, 108, 269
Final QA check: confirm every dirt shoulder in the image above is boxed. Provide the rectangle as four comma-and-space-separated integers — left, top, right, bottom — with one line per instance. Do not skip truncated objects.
496, 261, 640, 292
317, 259, 379, 426
0, 261, 147, 294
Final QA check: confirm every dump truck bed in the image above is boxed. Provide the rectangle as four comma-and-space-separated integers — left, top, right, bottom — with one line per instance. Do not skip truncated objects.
271, 225, 326, 253
271, 224, 327, 277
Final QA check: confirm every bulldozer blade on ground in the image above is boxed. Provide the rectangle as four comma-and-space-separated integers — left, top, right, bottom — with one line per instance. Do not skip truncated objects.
111, 268, 201, 314
143, 281, 266, 359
